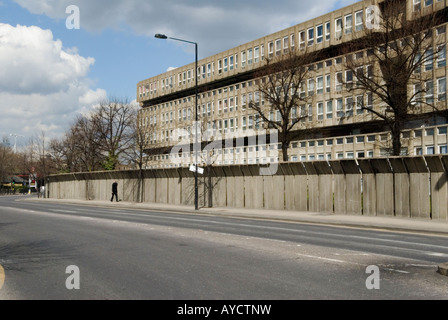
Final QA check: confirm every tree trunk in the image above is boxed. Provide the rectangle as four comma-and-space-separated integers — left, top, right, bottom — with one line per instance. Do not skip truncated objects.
207, 165, 213, 208
391, 123, 403, 156
281, 140, 290, 162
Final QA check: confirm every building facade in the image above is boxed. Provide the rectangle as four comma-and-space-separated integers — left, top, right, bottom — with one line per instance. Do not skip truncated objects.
137, 0, 448, 169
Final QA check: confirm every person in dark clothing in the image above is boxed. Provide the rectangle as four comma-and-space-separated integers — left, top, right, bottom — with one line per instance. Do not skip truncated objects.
111, 181, 119, 202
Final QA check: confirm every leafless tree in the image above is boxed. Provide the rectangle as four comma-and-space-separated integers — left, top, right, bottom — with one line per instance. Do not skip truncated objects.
92, 98, 136, 170
249, 50, 317, 161
344, 0, 445, 155
0, 137, 15, 187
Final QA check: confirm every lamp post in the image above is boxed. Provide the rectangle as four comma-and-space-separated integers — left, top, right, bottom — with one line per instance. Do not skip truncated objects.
155, 33, 199, 211
9, 134, 24, 153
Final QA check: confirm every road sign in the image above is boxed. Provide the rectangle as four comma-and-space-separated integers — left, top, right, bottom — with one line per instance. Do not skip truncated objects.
189, 165, 204, 175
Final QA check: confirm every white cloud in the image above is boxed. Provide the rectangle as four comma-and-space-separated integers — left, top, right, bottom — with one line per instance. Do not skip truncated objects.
0, 23, 105, 139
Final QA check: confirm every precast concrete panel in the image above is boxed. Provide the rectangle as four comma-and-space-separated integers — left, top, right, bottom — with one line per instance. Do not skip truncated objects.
340, 160, 362, 215
329, 161, 346, 214
264, 175, 285, 210
244, 175, 264, 209
425, 156, 447, 221
303, 162, 318, 212
314, 161, 333, 214
403, 158, 430, 219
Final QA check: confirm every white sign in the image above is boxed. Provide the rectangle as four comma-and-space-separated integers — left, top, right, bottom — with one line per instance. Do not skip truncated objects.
189, 165, 204, 175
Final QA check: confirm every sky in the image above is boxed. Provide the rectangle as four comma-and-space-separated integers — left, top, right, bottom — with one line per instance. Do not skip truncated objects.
0, 0, 358, 148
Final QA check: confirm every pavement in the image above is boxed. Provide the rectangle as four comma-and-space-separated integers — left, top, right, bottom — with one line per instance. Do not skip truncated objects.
20, 196, 448, 276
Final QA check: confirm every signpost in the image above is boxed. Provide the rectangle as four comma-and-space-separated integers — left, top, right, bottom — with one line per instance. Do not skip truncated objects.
190, 165, 204, 175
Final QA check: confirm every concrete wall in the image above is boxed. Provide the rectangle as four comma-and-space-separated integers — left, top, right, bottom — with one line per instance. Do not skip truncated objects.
48, 155, 448, 221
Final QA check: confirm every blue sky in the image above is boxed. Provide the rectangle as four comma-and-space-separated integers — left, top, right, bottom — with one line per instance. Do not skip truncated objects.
0, 0, 357, 144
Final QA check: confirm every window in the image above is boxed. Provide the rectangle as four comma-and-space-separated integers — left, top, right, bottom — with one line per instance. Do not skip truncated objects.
248, 49, 253, 65
308, 79, 315, 96
355, 10, 363, 31
224, 57, 228, 72
317, 102, 324, 120
356, 95, 364, 114
316, 24, 323, 44
438, 45, 446, 68
254, 47, 260, 63
424, 48, 433, 71
438, 77, 446, 101
346, 97, 354, 116
426, 80, 434, 104
229, 56, 234, 70
291, 34, 295, 49
241, 51, 246, 68
317, 76, 324, 94
366, 93, 373, 110
326, 100, 333, 119
345, 14, 352, 35
427, 146, 435, 155
275, 39, 281, 56
326, 74, 331, 93
357, 136, 365, 143
438, 127, 447, 135
325, 21, 331, 41
308, 28, 314, 46
299, 31, 306, 49
440, 145, 448, 154
425, 0, 433, 7
335, 18, 343, 40
346, 70, 353, 89
283, 36, 289, 54
414, 0, 421, 11
336, 72, 343, 91
336, 98, 343, 117
268, 41, 274, 58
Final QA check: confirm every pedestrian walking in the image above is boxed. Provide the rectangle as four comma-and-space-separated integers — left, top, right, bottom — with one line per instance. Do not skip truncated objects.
111, 181, 119, 202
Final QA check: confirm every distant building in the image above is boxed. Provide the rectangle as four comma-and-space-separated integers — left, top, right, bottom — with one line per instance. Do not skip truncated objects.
137, 0, 448, 169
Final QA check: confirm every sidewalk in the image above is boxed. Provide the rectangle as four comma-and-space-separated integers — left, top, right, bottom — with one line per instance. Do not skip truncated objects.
27, 197, 448, 236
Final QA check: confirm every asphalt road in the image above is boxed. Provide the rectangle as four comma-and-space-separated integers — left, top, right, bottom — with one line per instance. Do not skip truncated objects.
0, 195, 447, 300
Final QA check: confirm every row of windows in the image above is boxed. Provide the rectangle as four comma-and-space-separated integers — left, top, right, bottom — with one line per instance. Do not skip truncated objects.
146, 143, 448, 168
139, 28, 447, 103
139, 15, 447, 96
145, 122, 448, 167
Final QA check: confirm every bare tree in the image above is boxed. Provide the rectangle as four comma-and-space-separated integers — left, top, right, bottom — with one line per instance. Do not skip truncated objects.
344, 0, 445, 155
124, 108, 154, 203
92, 98, 136, 170
0, 137, 15, 187
249, 50, 317, 161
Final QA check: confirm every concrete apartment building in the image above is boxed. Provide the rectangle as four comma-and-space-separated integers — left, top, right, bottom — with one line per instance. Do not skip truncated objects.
137, 0, 448, 169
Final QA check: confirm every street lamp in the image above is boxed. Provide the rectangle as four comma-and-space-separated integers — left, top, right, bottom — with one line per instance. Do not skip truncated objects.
9, 133, 24, 153
155, 33, 199, 211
